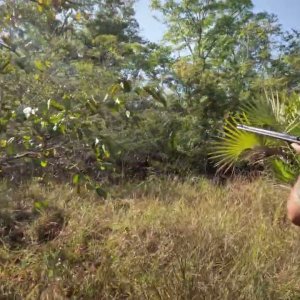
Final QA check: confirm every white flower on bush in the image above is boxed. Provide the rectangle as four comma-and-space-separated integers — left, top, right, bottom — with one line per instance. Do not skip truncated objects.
23, 107, 38, 119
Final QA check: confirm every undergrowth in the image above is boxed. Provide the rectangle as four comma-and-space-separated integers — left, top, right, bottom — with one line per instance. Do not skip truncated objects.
1, 176, 300, 299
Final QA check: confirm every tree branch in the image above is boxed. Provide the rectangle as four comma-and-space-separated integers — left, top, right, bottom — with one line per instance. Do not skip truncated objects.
0, 41, 20, 56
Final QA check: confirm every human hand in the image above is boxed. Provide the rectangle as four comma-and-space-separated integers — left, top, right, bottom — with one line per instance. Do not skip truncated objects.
287, 143, 300, 226
291, 143, 300, 154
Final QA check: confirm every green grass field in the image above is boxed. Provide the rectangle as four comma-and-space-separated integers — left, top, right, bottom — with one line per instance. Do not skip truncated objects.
1, 177, 300, 299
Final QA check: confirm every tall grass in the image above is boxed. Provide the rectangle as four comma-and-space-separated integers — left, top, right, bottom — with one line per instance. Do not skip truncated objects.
1, 177, 300, 299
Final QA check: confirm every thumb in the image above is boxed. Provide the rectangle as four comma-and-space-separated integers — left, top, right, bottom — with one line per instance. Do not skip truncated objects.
291, 143, 300, 154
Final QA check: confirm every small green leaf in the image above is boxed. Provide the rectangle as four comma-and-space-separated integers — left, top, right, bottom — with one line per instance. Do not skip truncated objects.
40, 160, 47, 167
75, 12, 81, 21
49, 112, 64, 124
34, 60, 45, 71
0, 139, 7, 148
33, 200, 49, 211
48, 99, 65, 111
34, 201, 42, 210
102, 144, 110, 158
108, 83, 121, 97
73, 174, 80, 185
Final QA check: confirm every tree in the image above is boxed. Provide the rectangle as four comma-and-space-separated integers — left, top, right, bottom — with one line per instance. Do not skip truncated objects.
0, 0, 156, 184
149, 0, 299, 172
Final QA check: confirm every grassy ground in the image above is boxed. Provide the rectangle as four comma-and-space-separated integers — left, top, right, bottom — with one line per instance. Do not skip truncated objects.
1, 176, 300, 299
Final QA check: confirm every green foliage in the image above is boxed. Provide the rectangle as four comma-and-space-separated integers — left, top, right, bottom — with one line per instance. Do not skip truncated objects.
210, 115, 263, 173
0, 0, 154, 185
148, 0, 300, 175
210, 91, 300, 182
1, 0, 300, 183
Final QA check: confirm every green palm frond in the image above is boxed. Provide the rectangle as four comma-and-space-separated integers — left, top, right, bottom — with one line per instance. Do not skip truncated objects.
241, 98, 277, 128
279, 92, 300, 134
241, 90, 286, 129
210, 90, 300, 181
266, 90, 285, 124
209, 115, 264, 173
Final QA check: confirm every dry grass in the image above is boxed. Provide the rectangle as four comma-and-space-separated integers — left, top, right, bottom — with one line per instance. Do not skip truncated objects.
1, 176, 300, 299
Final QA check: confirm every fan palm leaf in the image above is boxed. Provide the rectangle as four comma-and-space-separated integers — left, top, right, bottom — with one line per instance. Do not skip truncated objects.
209, 115, 265, 173
210, 90, 300, 182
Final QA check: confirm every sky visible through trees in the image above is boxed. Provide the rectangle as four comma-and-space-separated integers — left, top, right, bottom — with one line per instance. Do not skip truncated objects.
135, 0, 300, 42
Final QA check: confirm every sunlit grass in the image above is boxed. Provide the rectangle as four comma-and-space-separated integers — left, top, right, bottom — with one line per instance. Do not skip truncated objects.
1, 177, 300, 299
